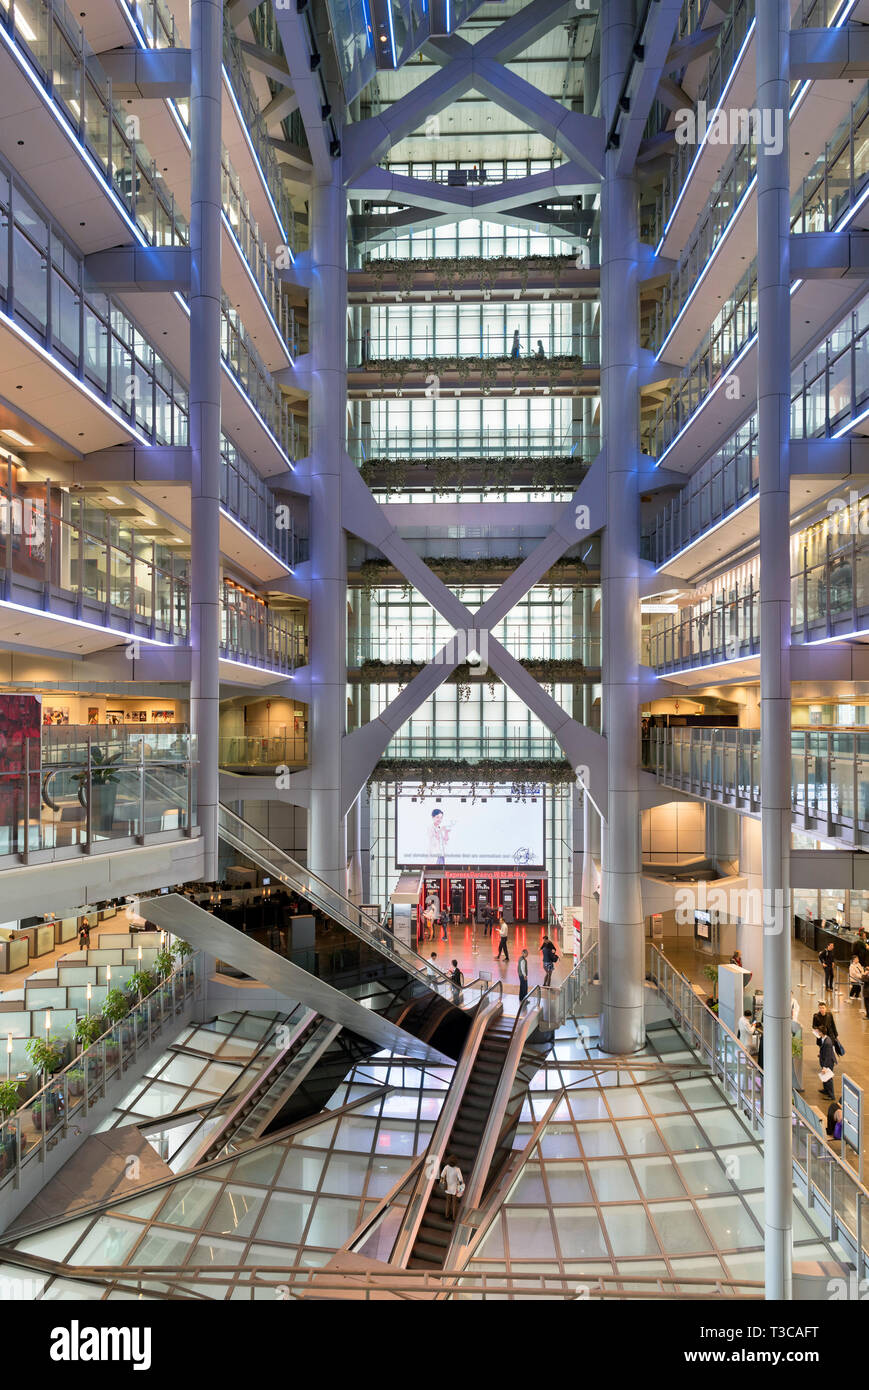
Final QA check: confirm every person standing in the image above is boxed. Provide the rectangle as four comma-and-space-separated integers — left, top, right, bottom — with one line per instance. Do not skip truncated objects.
518, 949, 529, 1002
819, 941, 836, 990
427, 952, 439, 989
496, 918, 509, 962
862, 970, 869, 1020
78, 917, 91, 950
447, 959, 464, 1004
819, 1030, 837, 1100
849, 953, 865, 999
541, 936, 559, 988
440, 1155, 465, 1222
812, 1001, 838, 1043
510, 328, 521, 358
439, 908, 449, 943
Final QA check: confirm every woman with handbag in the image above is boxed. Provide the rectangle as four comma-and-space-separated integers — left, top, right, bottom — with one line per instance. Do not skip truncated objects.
541, 937, 559, 988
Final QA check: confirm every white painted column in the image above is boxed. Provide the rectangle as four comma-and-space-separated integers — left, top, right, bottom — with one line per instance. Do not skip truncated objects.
308, 163, 348, 889
189, 0, 222, 881
757, 0, 793, 1300
598, 0, 644, 1053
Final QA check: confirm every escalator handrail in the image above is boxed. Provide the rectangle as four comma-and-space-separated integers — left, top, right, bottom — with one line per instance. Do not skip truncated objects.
189, 1008, 320, 1166
217, 803, 476, 1000
390, 992, 503, 1268
445, 993, 543, 1266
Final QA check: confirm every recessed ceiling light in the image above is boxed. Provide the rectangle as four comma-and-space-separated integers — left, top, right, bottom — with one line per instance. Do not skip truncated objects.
105, 495, 124, 505
1, 429, 32, 446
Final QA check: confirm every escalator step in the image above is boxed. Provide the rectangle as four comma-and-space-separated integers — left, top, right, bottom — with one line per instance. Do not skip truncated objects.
413, 1240, 450, 1264
417, 1225, 450, 1247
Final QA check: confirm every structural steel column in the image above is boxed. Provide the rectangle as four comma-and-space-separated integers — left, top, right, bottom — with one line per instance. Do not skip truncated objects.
757, 0, 792, 1300
189, 0, 222, 881
308, 163, 348, 888
598, 0, 644, 1053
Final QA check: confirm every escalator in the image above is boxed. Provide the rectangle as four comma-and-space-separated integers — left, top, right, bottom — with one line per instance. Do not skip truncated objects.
142, 806, 487, 1062
192, 1011, 339, 1163
389, 991, 546, 1271
408, 1010, 515, 1270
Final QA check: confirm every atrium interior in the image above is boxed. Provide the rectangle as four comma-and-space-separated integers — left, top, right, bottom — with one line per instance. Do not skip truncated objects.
0, 0, 868, 1309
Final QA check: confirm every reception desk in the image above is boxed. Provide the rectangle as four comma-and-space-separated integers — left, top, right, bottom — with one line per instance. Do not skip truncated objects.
0, 937, 28, 974
795, 915, 861, 963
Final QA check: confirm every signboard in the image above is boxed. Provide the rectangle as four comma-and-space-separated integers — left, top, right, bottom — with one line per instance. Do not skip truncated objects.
841, 1073, 863, 1180
396, 786, 545, 868
651, 913, 664, 941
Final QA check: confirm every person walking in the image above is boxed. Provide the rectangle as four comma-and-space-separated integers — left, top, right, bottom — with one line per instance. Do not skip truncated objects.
439, 908, 449, 943
440, 1155, 465, 1221
427, 952, 439, 989
78, 917, 91, 950
819, 941, 836, 990
447, 959, 464, 1004
812, 1001, 838, 1043
496, 918, 509, 962
510, 328, 521, 358
518, 948, 529, 1002
819, 1030, 837, 1100
535, 339, 545, 358
541, 936, 559, 988
849, 953, 865, 999
862, 970, 869, 1020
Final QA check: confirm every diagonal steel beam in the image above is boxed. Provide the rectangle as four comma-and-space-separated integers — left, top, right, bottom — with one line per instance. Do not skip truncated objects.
342, 60, 475, 184
471, 60, 605, 179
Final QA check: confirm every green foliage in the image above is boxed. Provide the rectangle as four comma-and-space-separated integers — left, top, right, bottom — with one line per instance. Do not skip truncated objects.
175, 941, 194, 961
368, 759, 577, 797
73, 746, 123, 790
25, 1036, 63, 1076
153, 946, 175, 978
0, 1079, 21, 1117
102, 988, 130, 1024
792, 1032, 803, 1058
127, 969, 158, 998
74, 1015, 104, 1048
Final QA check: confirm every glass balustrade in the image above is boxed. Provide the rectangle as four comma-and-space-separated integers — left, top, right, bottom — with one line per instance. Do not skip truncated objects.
652, 725, 869, 836
353, 331, 592, 363
220, 582, 302, 672
646, 289, 869, 566
0, 734, 197, 861
648, 515, 869, 671
221, 13, 296, 244
218, 732, 308, 767
0, 953, 200, 1187
653, 79, 869, 352
0, 0, 190, 248
384, 731, 563, 759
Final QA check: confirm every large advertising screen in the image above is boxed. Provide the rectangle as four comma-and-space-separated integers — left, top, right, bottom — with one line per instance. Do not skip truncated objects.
396, 787, 545, 868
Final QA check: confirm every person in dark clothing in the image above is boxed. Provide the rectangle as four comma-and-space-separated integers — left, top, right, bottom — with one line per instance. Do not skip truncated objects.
826, 1101, 844, 1140
819, 1032, 837, 1100
496, 918, 509, 962
78, 917, 91, 950
819, 942, 835, 990
447, 959, 464, 1004
541, 937, 559, 988
862, 972, 869, 1020
518, 949, 529, 1002
812, 1002, 838, 1041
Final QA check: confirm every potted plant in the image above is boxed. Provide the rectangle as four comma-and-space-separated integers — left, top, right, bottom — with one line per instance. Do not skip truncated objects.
702, 963, 719, 1007
102, 988, 129, 1025
153, 946, 175, 979
0, 1078, 20, 1173
176, 941, 194, 988
25, 1036, 64, 1130
74, 1014, 104, 1052
73, 746, 123, 834
126, 969, 157, 1001
66, 1067, 85, 1098
792, 1028, 804, 1093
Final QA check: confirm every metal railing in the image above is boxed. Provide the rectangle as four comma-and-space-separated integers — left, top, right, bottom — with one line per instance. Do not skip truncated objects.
652, 724, 869, 843
218, 733, 308, 768
0, 953, 200, 1190
0, 735, 197, 865
216, 804, 495, 1008
648, 943, 869, 1289
539, 940, 599, 1031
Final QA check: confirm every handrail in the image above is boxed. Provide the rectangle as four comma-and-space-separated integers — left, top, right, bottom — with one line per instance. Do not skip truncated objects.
447, 989, 543, 1263
0, 952, 200, 1189
150, 1006, 304, 1170
217, 804, 483, 1005
187, 1008, 319, 1167
390, 992, 502, 1268
648, 942, 869, 1278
